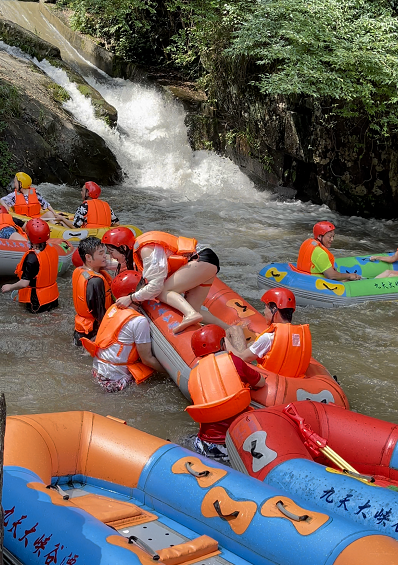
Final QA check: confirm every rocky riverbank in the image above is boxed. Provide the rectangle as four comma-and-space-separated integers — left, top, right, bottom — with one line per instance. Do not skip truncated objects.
0, 18, 121, 189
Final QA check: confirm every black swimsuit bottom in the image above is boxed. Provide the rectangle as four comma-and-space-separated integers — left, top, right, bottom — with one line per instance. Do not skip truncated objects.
189, 247, 220, 273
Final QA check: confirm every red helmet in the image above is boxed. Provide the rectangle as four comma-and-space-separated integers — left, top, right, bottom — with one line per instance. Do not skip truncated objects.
313, 221, 335, 239
261, 288, 296, 310
102, 227, 136, 250
72, 248, 84, 267
111, 270, 142, 299
84, 181, 101, 199
0, 205, 8, 214
25, 218, 50, 244
191, 325, 226, 358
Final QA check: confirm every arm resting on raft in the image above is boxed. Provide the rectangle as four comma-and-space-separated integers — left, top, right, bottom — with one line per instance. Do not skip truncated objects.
136, 343, 166, 373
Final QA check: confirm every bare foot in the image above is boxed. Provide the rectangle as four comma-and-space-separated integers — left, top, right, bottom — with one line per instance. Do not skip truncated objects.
173, 312, 203, 334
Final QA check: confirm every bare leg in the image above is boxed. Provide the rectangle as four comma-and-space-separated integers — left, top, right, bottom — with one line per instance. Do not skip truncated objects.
200, 308, 230, 330
375, 270, 398, 279
9, 232, 27, 241
159, 261, 217, 333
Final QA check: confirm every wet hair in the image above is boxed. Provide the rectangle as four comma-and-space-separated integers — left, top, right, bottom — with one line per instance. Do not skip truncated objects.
106, 244, 135, 274
268, 301, 294, 323
29, 242, 46, 252
78, 236, 104, 264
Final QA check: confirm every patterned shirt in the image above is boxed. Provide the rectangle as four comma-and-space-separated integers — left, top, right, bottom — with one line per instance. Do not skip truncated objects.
2, 190, 50, 210
73, 202, 119, 228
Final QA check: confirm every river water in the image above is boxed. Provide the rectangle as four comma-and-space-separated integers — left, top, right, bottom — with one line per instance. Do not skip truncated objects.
1, 1, 398, 443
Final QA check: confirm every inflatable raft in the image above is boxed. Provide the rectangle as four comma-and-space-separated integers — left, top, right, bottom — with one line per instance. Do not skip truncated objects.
12, 211, 142, 247
227, 401, 398, 540
144, 278, 349, 408
258, 254, 398, 307
0, 237, 74, 276
4, 411, 398, 565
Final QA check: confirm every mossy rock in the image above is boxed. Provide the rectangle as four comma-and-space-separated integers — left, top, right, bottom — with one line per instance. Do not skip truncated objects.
0, 19, 61, 61
45, 83, 71, 103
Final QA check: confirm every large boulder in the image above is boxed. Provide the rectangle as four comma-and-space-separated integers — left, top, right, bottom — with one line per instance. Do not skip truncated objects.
0, 50, 122, 188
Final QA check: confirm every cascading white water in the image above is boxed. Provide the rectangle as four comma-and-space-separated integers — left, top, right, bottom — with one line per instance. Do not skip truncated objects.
1, 30, 398, 434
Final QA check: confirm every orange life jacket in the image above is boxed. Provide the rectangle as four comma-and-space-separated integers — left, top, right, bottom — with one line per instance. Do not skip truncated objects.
13, 189, 41, 218
81, 305, 154, 384
84, 199, 112, 228
133, 231, 197, 276
15, 245, 59, 306
186, 352, 251, 423
72, 267, 113, 334
255, 323, 312, 378
0, 213, 26, 237
296, 238, 335, 274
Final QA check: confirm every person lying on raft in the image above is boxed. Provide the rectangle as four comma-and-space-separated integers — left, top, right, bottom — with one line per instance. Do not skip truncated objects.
190, 324, 265, 462
72, 236, 113, 347
225, 288, 312, 379
297, 221, 360, 281
81, 270, 165, 393
0, 205, 27, 241
115, 230, 227, 334
54, 181, 119, 229
1, 218, 59, 313
101, 227, 136, 275
0, 172, 58, 221
369, 249, 398, 279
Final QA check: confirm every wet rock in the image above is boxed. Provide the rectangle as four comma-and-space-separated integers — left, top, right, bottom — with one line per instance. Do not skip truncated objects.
0, 50, 122, 189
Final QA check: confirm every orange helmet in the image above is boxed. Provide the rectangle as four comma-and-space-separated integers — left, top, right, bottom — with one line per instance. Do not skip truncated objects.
0, 205, 8, 214
102, 227, 135, 249
111, 270, 142, 299
72, 248, 84, 267
84, 181, 101, 199
191, 325, 226, 358
261, 288, 296, 310
25, 218, 50, 244
313, 221, 335, 239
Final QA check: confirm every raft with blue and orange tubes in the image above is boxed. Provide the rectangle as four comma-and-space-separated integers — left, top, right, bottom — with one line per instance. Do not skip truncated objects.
0, 236, 74, 276
258, 253, 398, 308
142, 277, 349, 409
227, 400, 398, 541
4, 410, 398, 565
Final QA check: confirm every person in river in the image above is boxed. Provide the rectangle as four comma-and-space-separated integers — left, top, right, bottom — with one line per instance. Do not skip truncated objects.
81, 270, 165, 392
189, 324, 266, 462
115, 230, 224, 334
55, 181, 119, 229
369, 249, 398, 278
101, 227, 136, 275
72, 236, 113, 347
0, 172, 58, 220
0, 205, 27, 241
224, 288, 312, 379
296, 221, 360, 281
1, 218, 59, 313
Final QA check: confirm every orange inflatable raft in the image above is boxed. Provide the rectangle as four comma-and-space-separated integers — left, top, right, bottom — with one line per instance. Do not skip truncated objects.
0, 237, 74, 276
142, 278, 348, 409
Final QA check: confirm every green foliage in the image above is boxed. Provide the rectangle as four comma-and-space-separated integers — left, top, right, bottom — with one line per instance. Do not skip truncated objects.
228, 0, 398, 136
0, 82, 20, 188
46, 83, 71, 103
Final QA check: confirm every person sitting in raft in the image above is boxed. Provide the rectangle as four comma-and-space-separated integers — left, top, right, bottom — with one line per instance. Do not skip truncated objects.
188, 325, 265, 462
1, 218, 59, 313
115, 230, 224, 334
296, 221, 360, 281
0, 205, 27, 241
72, 236, 113, 347
224, 288, 312, 379
101, 227, 136, 275
81, 270, 165, 392
369, 249, 398, 278
0, 172, 58, 220
55, 181, 119, 229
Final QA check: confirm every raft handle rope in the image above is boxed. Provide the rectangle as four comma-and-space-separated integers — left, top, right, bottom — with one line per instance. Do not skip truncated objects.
213, 500, 239, 520
128, 535, 160, 560
46, 484, 70, 500
276, 500, 309, 522
185, 461, 210, 477
343, 469, 375, 483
